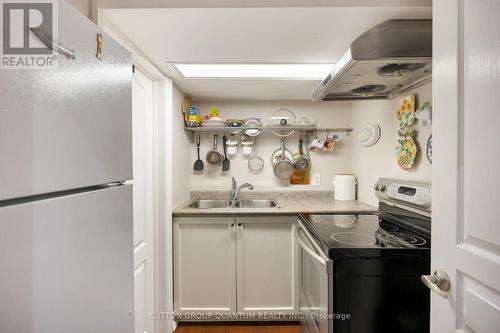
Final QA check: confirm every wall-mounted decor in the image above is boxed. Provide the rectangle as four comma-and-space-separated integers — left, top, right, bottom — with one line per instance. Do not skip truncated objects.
396, 95, 417, 170
358, 124, 381, 147
416, 101, 432, 127
397, 95, 416, 129
397, 136, 418, 170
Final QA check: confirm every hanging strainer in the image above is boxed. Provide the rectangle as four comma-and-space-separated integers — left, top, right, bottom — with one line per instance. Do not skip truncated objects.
248, 137, 264, 173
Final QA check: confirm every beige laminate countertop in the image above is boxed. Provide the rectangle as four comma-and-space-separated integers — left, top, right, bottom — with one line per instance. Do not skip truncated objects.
173, 196, 377, 217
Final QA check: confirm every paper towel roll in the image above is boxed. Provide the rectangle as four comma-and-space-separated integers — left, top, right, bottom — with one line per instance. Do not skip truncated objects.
333, 174, 357, 201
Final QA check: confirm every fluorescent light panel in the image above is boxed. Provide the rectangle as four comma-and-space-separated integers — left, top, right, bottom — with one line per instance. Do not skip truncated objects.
173, 63, 333, 79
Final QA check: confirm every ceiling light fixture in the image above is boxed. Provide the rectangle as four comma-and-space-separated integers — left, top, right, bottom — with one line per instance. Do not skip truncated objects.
171, 63, 333, 80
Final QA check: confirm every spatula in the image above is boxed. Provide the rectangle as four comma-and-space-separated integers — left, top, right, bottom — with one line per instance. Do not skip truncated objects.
222, 135, 230, 171
193, 136, 204, 171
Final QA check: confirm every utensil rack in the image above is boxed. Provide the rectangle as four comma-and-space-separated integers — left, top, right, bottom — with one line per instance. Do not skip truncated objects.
184, 126, 353, 134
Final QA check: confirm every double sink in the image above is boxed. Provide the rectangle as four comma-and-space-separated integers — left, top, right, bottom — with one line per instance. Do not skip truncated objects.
188, 199, 280, 209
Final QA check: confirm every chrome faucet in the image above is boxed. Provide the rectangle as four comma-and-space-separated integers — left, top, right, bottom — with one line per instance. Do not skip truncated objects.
231, 177, 254, 202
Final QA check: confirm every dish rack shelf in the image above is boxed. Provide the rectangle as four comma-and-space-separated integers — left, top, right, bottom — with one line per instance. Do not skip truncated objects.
184, 126, 354, 134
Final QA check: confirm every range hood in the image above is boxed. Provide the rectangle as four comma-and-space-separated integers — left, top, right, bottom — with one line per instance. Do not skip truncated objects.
312, 20, 432, 101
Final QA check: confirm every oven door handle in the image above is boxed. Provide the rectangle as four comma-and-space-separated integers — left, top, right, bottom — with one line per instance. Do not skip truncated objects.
296, 222, 329, 265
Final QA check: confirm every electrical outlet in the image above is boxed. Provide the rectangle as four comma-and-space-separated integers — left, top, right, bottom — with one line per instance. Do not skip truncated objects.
312, 173, 321, 186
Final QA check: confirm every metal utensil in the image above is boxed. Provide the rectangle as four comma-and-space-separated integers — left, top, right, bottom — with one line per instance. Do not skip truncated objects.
293, 138, 311, 172
206, 134, 223, 167
273, 138, 294, 180
222, 135, 230, 171
248, 137, 264, 173
243, 119, 262, 136
193, 135, 204, 171
269, 108, 296, 137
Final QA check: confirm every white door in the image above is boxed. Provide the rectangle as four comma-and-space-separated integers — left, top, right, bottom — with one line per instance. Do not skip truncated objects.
431, 0, 500, 331
132, 67, 155, 333
236, 217, 298, 314
173, 217, 237, 315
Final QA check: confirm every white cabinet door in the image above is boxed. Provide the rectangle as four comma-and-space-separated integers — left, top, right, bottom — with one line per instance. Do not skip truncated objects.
431, 0, 500, 331
236, 216, 298, 314
173, 217, 237, 314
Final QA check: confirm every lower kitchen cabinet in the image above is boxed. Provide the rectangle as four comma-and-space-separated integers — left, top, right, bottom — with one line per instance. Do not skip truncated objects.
173, 217, 237, 314
236, 216, 298, 314
173, 216, 298, 319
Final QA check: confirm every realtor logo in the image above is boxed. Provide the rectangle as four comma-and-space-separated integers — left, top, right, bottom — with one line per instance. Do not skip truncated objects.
1, 0, 57, 68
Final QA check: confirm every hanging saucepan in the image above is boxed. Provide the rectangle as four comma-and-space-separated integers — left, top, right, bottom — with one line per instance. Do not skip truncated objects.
272, 138, 294, 180
206, 134, 223, 167
293, 138, 311, 172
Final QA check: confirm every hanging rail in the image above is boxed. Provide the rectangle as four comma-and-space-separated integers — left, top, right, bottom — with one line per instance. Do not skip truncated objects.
183, 126, 353, 133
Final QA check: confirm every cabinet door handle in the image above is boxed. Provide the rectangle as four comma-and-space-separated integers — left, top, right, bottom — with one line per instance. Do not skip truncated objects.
230, 223, 235, 227
238, 223, 242, 227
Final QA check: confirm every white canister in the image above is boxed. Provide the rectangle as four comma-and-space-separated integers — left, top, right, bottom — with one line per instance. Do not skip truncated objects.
241, 141, 254, 155
226, 139, 238, 156
333, 174, 357, 201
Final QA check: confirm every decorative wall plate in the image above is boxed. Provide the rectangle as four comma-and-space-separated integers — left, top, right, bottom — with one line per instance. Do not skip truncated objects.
426, 135, 432, 164
358, 124, 381, 147
397, 95, 416, 128
396, 136, 417, 170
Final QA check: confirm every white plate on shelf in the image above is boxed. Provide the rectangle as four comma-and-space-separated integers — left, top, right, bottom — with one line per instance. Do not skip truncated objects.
202, 119, 226, 127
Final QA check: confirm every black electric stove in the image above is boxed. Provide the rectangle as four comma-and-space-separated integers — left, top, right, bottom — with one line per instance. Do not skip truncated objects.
301, 202, 430, 259
297, 179, 431, 333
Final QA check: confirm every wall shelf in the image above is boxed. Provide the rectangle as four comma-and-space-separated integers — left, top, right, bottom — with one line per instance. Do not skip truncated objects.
184, 126, 353, 134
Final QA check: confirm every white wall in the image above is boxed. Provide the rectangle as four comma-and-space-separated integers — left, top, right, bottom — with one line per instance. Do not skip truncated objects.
66, 0, 91, 18
350, 83, 432, 205
190, 101, 352, 190
171, 85, 192, 206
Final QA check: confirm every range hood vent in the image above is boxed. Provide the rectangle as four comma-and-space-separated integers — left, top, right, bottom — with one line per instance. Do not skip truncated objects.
313, 20, 432, 101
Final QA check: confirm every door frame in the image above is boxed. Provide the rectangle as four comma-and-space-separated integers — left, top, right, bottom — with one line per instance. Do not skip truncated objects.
101, 18, 175, 333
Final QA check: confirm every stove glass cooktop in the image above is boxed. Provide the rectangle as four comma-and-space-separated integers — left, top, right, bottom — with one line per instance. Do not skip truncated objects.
302, 214, 430, 250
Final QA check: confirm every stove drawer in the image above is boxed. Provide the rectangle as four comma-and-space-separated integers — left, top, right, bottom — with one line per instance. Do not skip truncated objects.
296, 220, 333, 333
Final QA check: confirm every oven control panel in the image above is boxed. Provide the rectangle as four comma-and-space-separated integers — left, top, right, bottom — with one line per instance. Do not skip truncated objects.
374, 178, 431, 210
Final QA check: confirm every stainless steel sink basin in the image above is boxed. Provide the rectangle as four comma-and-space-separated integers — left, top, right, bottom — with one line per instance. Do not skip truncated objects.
235, 199, 280, 208
188, 199, 232, 209
187, 199, 279, 209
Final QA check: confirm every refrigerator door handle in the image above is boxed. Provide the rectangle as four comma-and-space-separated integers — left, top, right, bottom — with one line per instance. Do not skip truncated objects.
30, 27, 76, 60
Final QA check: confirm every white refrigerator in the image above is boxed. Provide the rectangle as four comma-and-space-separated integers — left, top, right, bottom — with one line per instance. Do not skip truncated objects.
0, 1, 134, 332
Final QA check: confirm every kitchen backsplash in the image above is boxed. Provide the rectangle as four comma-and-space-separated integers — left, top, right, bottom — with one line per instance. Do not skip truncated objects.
189, 100, 353, 190
187, 82, 432, 202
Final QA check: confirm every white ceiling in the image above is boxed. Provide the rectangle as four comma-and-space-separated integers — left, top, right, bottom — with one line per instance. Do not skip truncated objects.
102, 5, 432, 100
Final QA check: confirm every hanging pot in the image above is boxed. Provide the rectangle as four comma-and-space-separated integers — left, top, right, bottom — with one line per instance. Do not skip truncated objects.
206, 134, 223, 167
293, 138, 311, 172
272, 138, 294, 180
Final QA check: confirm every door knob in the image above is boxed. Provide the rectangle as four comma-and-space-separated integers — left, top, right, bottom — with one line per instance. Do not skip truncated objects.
421, 269, 451, 298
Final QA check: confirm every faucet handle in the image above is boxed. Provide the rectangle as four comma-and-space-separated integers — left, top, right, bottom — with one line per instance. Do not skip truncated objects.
232, 177, 237, 190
